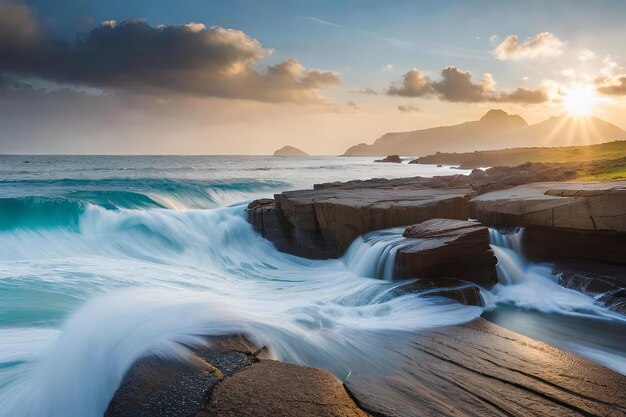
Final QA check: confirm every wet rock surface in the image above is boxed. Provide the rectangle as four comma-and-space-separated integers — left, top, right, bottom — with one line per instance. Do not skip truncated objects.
105, 335, 368, 417
553, 259, 626, 314
470, 181, 626, 264
248, 180, 472, 259
105, 326, 626, 417
345, 318, 626, 417
201, 361, 369, 417
392, 277, 484, 306
396, 219, 497, 288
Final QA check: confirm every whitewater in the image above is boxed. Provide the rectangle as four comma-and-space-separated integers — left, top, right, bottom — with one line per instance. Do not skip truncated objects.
0, 155, 624, 417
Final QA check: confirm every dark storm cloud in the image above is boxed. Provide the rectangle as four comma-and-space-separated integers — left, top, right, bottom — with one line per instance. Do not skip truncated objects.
0, 1, 339, 104
387, 66, 548, 104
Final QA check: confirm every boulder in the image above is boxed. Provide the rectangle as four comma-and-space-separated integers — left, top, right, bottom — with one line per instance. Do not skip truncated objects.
374, 154, 402, 163
202, 361, 368, 417
395, 219, 498, 288
105, 335, 368, 417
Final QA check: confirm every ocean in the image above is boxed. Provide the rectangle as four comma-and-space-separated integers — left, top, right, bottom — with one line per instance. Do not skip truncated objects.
0, 155, 624, 417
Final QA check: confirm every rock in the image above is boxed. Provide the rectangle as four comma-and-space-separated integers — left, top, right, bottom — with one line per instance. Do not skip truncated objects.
104, 335, 260, 417
552, 260, 626, 314
105, 335, 368, 417
273, 146, 309, 157
345, 318, 626, 417
202, 361, 368, 417
391, 277, 483, 306
470, 181, 626, 232
470, 181, 626, 264
249, 180, 473, 259
395, 219, 498, 288
374, 154, 402, 163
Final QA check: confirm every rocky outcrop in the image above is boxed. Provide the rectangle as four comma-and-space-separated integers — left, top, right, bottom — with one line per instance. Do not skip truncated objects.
470, 181, 626, 232
273, 145, 310, 157
105, 335, 367, 417
395, 219, 497, 288
470, 181, 626, 264
345, 318, 626, 417
374, 154, 402, 163
105, 325, 626, 417
553, 260, 626, 314
249, 180, 473, 259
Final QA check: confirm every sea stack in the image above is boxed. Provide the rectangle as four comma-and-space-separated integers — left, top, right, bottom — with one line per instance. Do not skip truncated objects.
273, 146, 310, 157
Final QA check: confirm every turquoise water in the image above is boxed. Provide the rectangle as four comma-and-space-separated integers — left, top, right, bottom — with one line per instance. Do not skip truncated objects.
0, 156, 623, 417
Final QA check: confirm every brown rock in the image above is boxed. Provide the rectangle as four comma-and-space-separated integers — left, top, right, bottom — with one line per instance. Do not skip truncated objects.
249, 180, 473, 259
202, 361, 369, 417
470, 181, 626, 264
374, 154, 402, 163
395, 219, 498, 288
345, 318, 626, 417
392, 277, 484, 306
470, 181, 626, 232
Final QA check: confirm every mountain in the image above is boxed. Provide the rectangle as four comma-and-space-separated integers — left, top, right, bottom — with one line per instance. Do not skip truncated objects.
273, 146, 310, 157
342, 110, 626, 157
520, 116, 626, 148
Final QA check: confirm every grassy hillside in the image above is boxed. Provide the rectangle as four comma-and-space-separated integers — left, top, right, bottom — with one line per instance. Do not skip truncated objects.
413, 141, 626, 180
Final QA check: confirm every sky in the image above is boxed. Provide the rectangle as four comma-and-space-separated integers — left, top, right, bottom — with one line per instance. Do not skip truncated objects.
0, 0, 625, 154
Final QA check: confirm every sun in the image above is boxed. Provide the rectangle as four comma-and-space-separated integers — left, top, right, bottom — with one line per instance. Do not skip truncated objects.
563, 85, 598, 116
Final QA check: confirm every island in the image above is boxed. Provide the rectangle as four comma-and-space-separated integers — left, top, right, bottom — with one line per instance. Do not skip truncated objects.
273, 145, 310, 157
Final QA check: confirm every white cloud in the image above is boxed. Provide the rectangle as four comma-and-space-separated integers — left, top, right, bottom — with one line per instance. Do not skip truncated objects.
382, 64, 394, 73
578, 49, 595, 61
304, 17, 342, 28
561, 68, 576, 78
494, 32, 564, 60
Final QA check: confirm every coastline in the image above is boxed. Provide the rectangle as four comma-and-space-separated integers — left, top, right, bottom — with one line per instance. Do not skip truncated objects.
104, 163, 626, 416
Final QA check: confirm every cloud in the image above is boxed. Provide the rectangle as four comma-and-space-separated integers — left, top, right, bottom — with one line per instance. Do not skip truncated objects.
387, 66, 548, 103
304, 17, 342, 28
387, 68, 435, 97
578, 49, 595, 61
382, 64, 394, 72
352, 87, 377, 95
397, 104, 418, 113
0, 4, 339, 104
431, 67, 493, 102
0, 0, 39, 51
596, 74, 626, 95
494, 32, 563, 60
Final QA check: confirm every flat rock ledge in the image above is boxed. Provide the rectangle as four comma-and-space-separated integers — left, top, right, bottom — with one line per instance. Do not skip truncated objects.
105, 322, 626, 417
470, 181, 626, 264
248, 178, 473, 259
105, 335, 368, 417
247, 163, 603, 260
